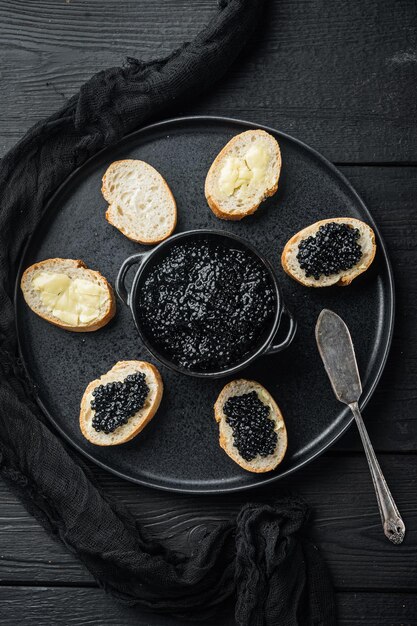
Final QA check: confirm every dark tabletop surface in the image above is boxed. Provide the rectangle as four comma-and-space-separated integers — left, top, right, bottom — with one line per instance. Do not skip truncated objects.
1, 1, 417, 624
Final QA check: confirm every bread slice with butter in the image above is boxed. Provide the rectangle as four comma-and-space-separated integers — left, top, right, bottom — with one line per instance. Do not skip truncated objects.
281, 217, 376, 287
80, 360, 163, 446
102, 159, 177, 244
214, 379, 287, 473
205, 129, 281, 220
21, 258, 116, 332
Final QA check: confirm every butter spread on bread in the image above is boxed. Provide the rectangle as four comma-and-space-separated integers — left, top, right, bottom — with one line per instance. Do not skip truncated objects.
21, 258, 115, 332
205, 129, 281, 220
218, 142, 269, 197
32, 272, 109, 326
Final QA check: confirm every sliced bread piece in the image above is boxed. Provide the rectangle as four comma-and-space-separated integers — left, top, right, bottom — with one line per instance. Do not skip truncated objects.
102, 159, 177, 244
214, 379, 287, 473
21, 258, 116, 332
80, 360, 163, 446
205, 129, 281, 220
281, 217, 376, 287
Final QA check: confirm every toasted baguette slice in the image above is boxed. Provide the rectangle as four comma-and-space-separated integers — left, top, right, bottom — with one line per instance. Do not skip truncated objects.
21, 258, 116, 332
214, 379, 287, 473
80, 360, 163, 446
102, 159, 177, 244
281, 217, 376, 287
205, 129, 281, 220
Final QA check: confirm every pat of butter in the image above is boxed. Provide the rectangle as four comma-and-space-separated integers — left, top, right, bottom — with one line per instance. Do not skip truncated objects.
218, 142, 269, 197
32, 272, 108, 326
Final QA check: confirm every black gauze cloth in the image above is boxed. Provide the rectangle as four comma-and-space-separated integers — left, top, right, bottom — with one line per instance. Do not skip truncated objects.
0, 1, 336, 624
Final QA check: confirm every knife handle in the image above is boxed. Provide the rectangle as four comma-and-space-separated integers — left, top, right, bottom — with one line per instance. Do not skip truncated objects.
349, 402, 405, 545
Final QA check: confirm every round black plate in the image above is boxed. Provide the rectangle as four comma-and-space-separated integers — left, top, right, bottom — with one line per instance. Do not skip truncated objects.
15, 116, 394, 493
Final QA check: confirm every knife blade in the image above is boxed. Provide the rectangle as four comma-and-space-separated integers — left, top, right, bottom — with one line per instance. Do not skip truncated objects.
315, 308, 362, 405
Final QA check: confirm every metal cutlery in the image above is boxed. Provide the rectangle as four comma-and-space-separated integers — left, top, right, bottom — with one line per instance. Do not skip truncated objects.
315, 309, 405, 545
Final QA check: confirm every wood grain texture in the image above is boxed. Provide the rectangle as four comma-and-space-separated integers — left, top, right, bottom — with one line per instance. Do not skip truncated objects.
0, 0, 416, 161
1, 587, 417, 626
1, 455, 416, 588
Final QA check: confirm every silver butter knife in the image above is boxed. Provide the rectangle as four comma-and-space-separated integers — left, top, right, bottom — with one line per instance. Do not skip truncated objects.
316, 309, 405, 545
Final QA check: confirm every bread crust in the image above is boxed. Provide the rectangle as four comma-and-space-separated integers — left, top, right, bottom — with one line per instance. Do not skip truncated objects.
281, 217, 376, 287
102, 159, 177, 245
214, 379, 288, 473
20, 258, 116, 332
205, 130, 281, 220
79, 360, 163, 446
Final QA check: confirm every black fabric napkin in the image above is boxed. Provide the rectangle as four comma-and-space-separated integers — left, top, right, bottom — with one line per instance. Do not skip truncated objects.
0, 1, 336, 624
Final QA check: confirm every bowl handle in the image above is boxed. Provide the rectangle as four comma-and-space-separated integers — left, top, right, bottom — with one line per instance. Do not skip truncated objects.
265, 306, 297, 355
115, 252, 149, 306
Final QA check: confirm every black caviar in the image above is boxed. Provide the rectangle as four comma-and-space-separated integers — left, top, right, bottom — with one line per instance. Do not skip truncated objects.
91, 372, 149, 434
223, 391, 277, 461
137, 239, 275, 371
297, 222, 362, 280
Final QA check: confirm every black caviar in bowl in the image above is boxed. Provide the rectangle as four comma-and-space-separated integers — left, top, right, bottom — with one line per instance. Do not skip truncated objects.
137, 239, 275, 372
116, 230, 296, 378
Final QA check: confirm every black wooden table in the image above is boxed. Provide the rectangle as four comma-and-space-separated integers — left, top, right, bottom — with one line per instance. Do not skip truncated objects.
1, 2, 417, 624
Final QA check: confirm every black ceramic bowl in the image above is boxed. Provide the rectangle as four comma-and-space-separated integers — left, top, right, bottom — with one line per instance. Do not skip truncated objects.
115, 229, 296, 378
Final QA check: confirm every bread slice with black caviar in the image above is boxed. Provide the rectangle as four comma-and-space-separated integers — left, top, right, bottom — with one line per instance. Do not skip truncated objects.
214, 379, 287, 473
281, 217, 376, 287
80, 360, 163, 446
